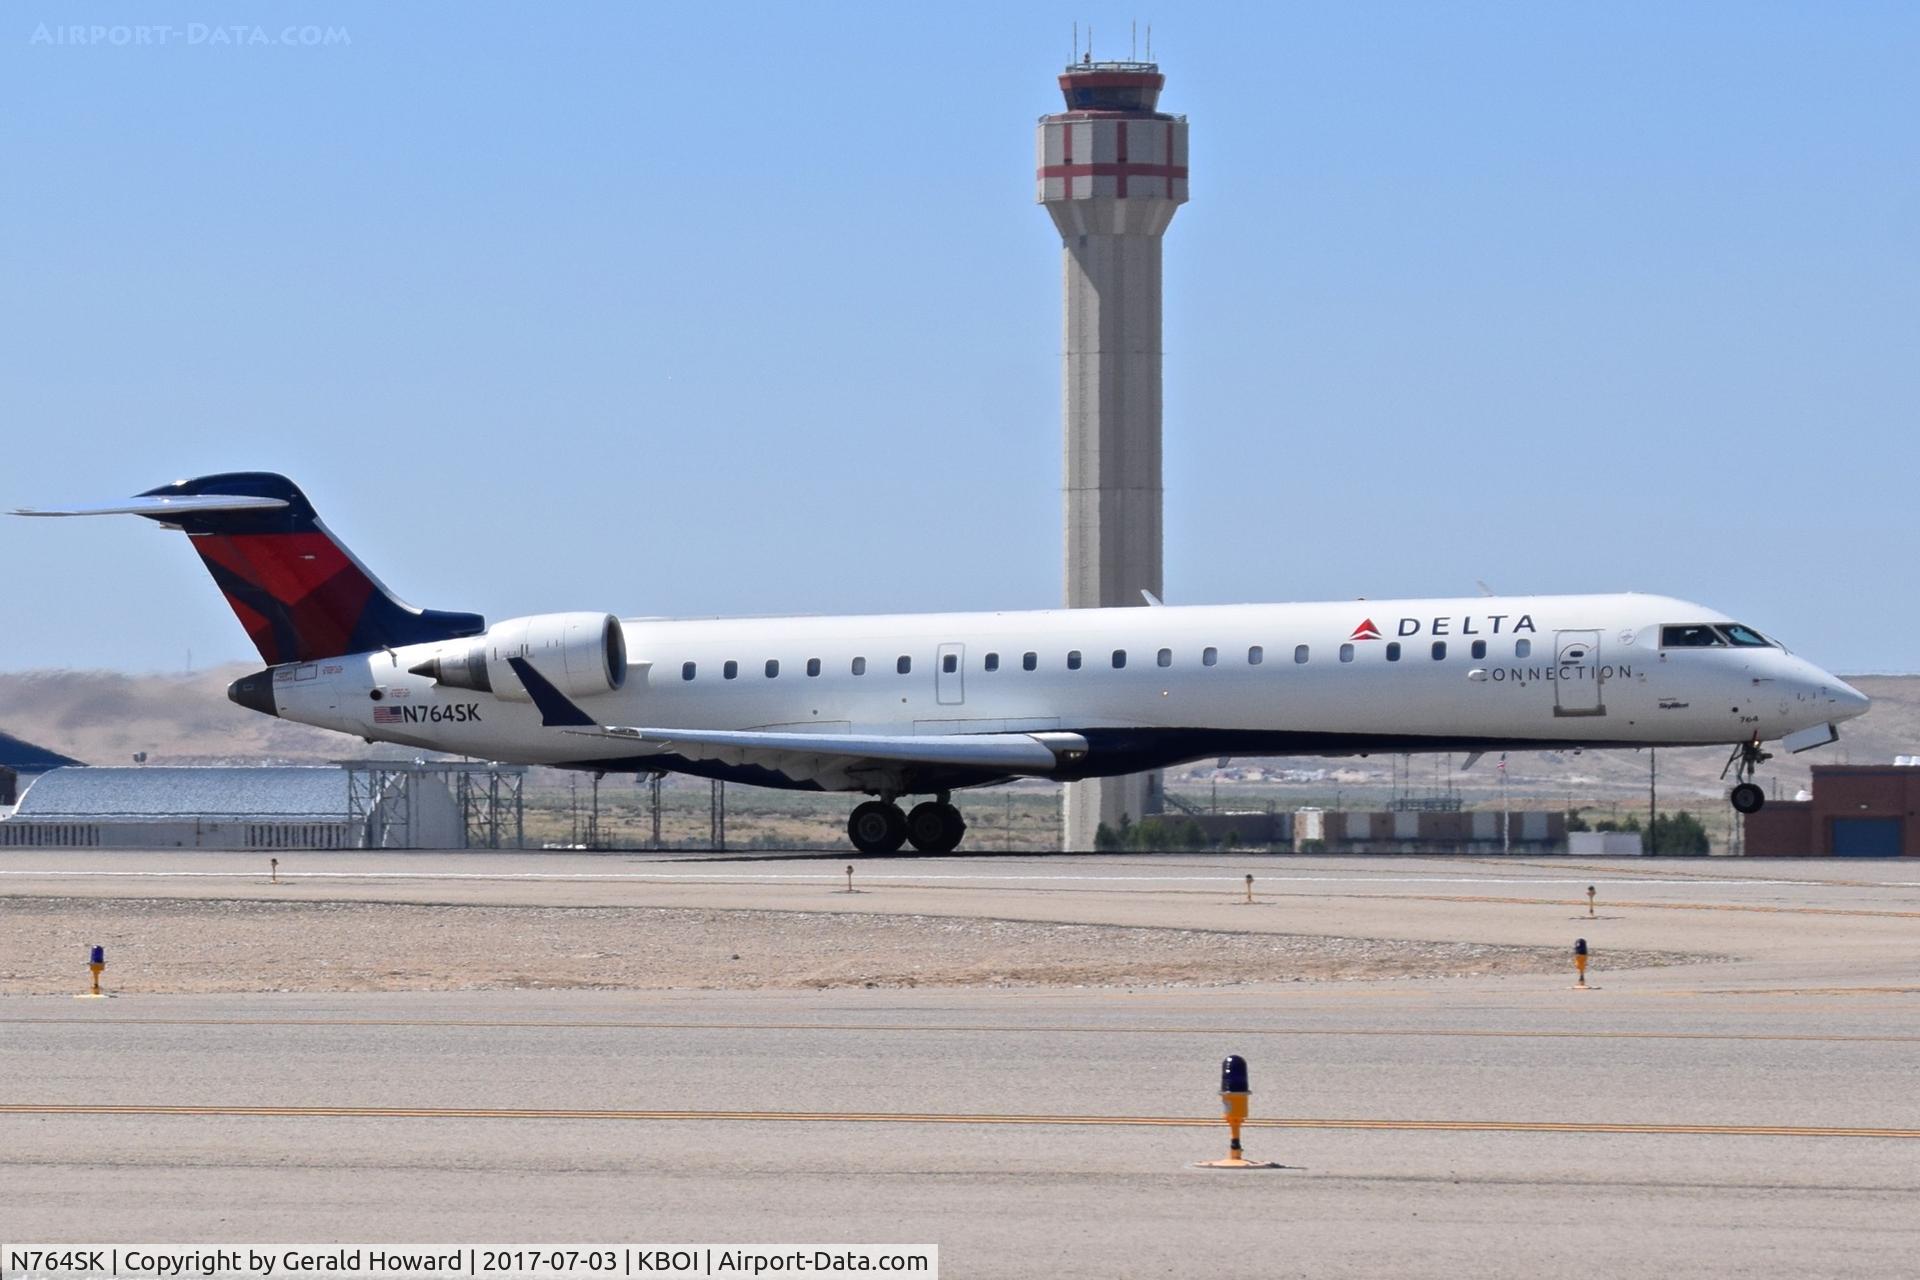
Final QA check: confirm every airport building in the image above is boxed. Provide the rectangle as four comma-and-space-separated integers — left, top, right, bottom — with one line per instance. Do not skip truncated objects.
1743, 763, 1920, 856
0, 761, 526, 850
1297, 808, 1567, 854
1138, 807, 1567, 853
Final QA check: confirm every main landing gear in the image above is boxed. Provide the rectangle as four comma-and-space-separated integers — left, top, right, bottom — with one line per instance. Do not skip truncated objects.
847, 794, 967, 855
1723, 738, 1772, 815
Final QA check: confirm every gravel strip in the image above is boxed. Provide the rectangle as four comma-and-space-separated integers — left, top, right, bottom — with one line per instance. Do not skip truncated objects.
0, 896, 1700, 994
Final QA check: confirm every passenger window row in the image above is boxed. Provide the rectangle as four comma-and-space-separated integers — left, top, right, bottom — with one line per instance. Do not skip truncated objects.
676, 637, 1534, 681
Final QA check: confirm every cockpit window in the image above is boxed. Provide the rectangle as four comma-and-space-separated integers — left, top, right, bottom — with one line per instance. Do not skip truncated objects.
1719, 623, 1774, 648
1660, 624, 1725, 648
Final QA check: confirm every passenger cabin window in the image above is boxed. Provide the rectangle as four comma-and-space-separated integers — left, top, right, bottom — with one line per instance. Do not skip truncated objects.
1067, 650, 1082, 670
1022, 652, 1037, 671
852, 657, 867, 675
765, 659, 780, 678
1112, 649, 1126, 669
1661, 624, 1726, 648
723, 660, 739, 680
942, 653, 958, 674
1471, 640, 1487, 660
682, 662, 696, 681
897, 655, 912, 675
1157, 648, 1172, 668
1432, 642, 1447, 660
1294, 644, 1309, 664
1248, 646, 1264, 666
1386, 643, 1401, 662
1202, 647, 1218, 667
1721, 623, 1774, 647
985, 652, 1000, 672
1515, 639, 1530, 659
1339, 643, 1354, 663
806, 658, 821, 677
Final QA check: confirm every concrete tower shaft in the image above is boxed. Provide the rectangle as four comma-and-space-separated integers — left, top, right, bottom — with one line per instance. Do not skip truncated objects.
1037, 62, 1188, 850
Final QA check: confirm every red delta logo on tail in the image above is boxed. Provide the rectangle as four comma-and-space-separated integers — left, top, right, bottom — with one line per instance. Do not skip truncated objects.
1349, 618, 1382, 641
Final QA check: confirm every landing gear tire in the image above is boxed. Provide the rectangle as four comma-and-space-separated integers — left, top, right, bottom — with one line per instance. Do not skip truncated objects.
1722, 738, 1773, 819
848, 801, 907, 855
905, 801, 966, 854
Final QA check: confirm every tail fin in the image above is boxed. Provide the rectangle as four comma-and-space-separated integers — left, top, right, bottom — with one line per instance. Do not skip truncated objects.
21, 472, 485, 665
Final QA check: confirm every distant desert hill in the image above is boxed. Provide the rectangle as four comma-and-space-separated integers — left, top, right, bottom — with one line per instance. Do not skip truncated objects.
0, 666, 355, 765
2, 668, 1914, 795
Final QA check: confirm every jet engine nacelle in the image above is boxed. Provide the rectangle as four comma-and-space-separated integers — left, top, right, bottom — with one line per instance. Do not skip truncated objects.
410, 611, 627, 702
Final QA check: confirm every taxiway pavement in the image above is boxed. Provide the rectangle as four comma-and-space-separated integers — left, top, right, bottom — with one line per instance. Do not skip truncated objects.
4, 853, 1917, 1277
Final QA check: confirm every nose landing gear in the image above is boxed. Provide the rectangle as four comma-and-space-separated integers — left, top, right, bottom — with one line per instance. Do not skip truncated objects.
1722, 738, 1772, 815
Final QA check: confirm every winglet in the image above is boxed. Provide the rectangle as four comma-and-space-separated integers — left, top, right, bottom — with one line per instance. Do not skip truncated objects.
506, 656, 596, 728
1141, 589, 1164, 607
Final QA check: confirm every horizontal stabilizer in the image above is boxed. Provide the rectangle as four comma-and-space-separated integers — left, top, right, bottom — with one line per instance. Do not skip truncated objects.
12, 494, 289, 518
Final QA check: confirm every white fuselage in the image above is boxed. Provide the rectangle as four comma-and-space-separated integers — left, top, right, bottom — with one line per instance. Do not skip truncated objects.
271, 592, 1866, 792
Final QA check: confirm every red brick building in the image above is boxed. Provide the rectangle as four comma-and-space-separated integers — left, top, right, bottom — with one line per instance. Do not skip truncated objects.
1743, 765, 1920, 856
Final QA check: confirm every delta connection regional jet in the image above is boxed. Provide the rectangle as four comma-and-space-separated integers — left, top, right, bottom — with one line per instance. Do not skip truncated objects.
17, 474, 1869, 853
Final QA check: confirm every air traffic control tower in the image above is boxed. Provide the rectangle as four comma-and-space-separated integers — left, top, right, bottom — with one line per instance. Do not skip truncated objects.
1038, 59, 1188, 850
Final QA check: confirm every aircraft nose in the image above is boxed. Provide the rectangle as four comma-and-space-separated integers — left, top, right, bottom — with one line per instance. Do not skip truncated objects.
1828, 678, 1871, 720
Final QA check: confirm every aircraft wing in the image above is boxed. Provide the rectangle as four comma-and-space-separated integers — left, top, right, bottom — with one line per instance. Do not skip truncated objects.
503, 656, 1087, 786
575, 722, 1086, 773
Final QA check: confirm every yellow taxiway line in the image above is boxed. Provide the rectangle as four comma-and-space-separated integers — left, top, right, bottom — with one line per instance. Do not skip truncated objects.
2, 1102, 1913, 1139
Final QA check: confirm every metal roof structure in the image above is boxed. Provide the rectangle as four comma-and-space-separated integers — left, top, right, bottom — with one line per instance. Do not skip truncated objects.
14, 766, 348, 821
0, 730, 83, 773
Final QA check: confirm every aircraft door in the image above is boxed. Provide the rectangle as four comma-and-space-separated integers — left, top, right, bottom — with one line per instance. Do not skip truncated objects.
936, 643, 965, 706
1553, 629, 1605, 717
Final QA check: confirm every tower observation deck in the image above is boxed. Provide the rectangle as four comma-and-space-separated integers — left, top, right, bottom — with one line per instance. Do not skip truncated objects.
1037, 59, 1188, 850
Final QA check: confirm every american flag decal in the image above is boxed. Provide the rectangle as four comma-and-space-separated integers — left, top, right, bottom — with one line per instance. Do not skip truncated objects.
373, 706, 403, 724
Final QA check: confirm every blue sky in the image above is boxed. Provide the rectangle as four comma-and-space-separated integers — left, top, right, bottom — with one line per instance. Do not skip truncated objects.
3, 2, 1915, 673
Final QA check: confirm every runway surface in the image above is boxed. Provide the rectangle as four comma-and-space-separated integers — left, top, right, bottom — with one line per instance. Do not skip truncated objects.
5, 852, 1919, 1277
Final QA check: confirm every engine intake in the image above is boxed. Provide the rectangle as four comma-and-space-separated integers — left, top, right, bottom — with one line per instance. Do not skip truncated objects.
410, 611, 626, 702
